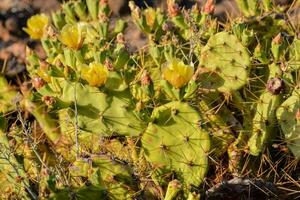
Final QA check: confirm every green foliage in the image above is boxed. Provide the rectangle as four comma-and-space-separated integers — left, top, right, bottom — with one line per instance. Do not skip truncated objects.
0, 0, 299, 199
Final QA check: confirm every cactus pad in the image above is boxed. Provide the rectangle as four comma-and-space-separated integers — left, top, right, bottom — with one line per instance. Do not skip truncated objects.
200, 32, 251, 93
142, 101, 210, 187
276, 89, 300, 158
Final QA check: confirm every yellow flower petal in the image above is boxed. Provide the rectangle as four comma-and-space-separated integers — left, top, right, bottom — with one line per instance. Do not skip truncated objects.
59, 24, 83, 50
163, 58, 194, 89
24, 14, 49, 40
82, 63, 109, 87
144, 8, 156, 28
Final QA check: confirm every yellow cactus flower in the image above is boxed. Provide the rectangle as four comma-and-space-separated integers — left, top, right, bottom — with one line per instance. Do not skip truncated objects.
59, 24, 84, 50
162, 58, 194, 89
144, 8, 156, 28
23, 14, 49, 39
82, 63, 109, 87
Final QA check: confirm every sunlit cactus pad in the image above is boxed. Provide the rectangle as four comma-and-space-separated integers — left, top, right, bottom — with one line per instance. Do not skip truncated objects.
277, 89, 300, 158
142, 101, 210, 187
200, 31, 251, 92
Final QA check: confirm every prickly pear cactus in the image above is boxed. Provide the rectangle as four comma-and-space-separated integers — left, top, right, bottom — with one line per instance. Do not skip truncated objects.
248, 63, 284, 155
200, 32, 251, 93
1, 0, 300, 199
142, 101, 210, 187
277, 89, 300, 158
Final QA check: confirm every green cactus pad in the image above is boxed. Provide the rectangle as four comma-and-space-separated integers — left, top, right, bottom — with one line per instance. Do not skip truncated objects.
200, 32, 251, 93
142, 101, 210, 187
276, 89, 300, 158
49, 185, 108, 200
248, 63, 283, 155
236, 0, 260, 16
68, 156, 137, 199
0, 76, 18, 113
288, 39, 300, 72
59, 81, 145, 136
92, 156, 136, 199
247, 91, 282, 155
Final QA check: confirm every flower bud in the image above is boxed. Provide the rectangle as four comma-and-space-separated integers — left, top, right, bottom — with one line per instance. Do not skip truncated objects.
271, 33, 286, 61
164, 180, 182, 200
273, 33, 283, 45
104, 59, 114, 71
203, 0, 215, 15
129, 1, 142, 19
296, 109, 300, 121
168, 3, 180, 17
128, 1, 136, 11
141, 71, 152, 86
42, 96, 56, 106
32, 77, 45, 89
116, 33, 125, 44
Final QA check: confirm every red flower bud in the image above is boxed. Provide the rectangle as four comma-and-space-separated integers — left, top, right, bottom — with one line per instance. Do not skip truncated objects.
296, 109, 300, 121
273, 33, 283, 45
203, 0, 215, 15
141, 71, 152, 86
168, 3, 180, 17
32, 77, 45, 89
42, 96, 55, 106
